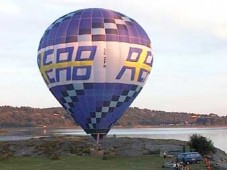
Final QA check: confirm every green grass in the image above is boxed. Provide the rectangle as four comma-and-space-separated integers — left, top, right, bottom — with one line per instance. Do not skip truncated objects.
0, 155, 207, 170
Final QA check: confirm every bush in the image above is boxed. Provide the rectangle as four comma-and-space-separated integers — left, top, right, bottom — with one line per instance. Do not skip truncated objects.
189, 134, 215, 156
0, 143, 13, 160
36, 141, 61, 159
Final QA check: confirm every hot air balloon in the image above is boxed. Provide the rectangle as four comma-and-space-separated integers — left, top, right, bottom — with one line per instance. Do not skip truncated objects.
37, 8, 153, 142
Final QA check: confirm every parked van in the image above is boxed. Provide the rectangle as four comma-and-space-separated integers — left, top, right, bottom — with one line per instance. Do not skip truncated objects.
177, 152, 203, 164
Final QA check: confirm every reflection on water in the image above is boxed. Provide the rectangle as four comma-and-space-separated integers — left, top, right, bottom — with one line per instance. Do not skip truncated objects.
1, 127, 227, 153
0, 127, 48, 141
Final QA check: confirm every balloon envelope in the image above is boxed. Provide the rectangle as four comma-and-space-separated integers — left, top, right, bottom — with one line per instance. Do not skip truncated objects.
37, 8, 153, 139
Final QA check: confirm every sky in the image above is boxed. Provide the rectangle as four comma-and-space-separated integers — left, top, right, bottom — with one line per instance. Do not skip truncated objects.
0, 0, 227, 115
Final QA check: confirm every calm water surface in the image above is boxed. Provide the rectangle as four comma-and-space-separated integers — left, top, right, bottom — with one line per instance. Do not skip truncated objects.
1, 127, 227, 152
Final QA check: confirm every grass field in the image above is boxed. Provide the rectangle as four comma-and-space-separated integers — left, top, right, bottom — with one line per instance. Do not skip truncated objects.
0, 155, 207, 170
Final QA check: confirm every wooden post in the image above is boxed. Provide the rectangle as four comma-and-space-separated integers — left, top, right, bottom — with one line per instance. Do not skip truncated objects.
96, 133, 100, 148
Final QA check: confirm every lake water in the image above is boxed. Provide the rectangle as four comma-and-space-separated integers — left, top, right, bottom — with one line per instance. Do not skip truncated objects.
1, 127, 227, 153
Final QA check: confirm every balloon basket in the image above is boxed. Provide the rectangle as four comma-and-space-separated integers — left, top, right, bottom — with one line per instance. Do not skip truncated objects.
89, 133, 107, 158
90, 147, 104, 157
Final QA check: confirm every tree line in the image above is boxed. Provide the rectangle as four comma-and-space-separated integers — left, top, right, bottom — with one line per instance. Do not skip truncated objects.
0, 106, 226, 128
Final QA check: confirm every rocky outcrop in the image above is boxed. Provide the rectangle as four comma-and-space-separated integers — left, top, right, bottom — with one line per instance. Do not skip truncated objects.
0, 136, 227, 169
0, 136, 186, 158
210, 148, 227, 169
101, 137, 186, 156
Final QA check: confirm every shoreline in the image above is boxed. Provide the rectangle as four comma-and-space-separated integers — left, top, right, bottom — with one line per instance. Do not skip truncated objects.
0, 136, 226, 169
3, 124, 227, 129
1, 125, 227, 137
115, 125, 227, 129
1, 126, 226, 155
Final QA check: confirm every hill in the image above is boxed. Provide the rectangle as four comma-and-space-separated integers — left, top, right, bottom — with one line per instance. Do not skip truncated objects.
0, 106, 227, 128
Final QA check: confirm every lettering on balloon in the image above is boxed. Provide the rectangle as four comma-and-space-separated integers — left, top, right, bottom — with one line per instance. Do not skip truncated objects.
116, 47, 153, 82
38, 46, 97, 84
103, 48, 107, 68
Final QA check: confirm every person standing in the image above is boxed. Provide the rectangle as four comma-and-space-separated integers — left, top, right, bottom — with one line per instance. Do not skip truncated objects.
163, 151, 167, 160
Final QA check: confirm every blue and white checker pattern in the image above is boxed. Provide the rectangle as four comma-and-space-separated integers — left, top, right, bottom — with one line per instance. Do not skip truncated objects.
50, 83, 142, 134
59, 84, 84, 113
38, 8, 151, 50
87, 85, 142, 130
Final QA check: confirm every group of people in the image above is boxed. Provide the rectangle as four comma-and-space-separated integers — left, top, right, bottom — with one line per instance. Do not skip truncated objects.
163, 151, 190, 170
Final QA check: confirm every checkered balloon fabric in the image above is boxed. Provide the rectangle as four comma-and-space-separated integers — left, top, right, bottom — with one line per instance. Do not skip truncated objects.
38, 8, 150, 50
50, 83, 142, 134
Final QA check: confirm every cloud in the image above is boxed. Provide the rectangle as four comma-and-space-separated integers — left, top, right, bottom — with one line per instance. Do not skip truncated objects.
213, 26, 227, 40
0, 1, 20, 14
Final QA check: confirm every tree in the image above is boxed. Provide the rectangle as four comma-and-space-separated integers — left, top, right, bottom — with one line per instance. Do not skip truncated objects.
189, 134, 215, 156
